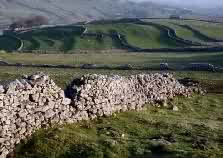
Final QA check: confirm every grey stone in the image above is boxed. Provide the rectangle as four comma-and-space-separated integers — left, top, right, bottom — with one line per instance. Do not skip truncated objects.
0, 85, 5, 93
173, 105, 179, 111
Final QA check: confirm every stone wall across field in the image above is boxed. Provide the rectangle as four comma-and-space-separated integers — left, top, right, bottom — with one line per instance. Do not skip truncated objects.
0, 73, 201, 157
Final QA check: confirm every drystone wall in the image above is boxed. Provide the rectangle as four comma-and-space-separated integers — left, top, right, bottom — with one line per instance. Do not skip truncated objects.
66, 73, 200, 118
0, 73, 201, 157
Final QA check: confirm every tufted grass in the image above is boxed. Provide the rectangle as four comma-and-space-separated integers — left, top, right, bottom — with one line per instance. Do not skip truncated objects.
15, 93, 223, 158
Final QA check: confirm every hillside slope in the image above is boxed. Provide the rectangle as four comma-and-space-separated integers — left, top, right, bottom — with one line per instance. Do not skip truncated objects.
0, 0, 182, 26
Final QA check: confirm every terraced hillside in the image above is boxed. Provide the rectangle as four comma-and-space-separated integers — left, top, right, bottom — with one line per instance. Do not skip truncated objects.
143, 19, 223, 42
142, 19, 210, 43
87, 23, 184, 49
1, 18, 223, 52
177, 20, 223, 40
18, 26, 116, 51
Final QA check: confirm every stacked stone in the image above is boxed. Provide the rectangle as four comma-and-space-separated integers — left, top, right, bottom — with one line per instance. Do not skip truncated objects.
0, 73, 74, 157
0, 73, 199, 157
69, 73, 195, 119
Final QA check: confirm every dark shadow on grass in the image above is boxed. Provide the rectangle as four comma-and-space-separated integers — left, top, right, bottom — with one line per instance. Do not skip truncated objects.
0, 36, 21, 51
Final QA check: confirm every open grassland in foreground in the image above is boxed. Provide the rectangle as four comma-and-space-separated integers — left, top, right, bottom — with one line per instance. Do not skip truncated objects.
0, 67, 219, 158
15, 93, 223, 158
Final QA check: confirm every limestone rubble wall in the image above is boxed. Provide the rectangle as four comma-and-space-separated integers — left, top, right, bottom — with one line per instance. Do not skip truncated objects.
0, 73, 198, 157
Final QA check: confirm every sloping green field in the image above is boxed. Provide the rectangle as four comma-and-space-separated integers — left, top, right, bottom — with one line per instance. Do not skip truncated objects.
182, 20, 223, 40
18, 26, 119, 52
144, 19, 223, 41
87, 23, 182, 48
1, 19, 223, 51
143, 19, 212, 43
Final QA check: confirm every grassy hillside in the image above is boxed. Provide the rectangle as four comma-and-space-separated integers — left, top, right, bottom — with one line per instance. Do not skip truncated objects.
144, 19, 223, 40
0, 0, 183, 25
143, 19, 212, 43
87, 23, 182, 48
181, 20, 223, 40
17, 22, 182, 51
1, 19, 223, 51
17, 26, 120, 51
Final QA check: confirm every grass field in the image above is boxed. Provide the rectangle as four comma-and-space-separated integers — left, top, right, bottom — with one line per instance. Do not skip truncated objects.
144, 19, 223, 40
18, 22, 183, 51
1, 19, 223, 51
15, 93, 223, 158
0, 52, 222, 68
87, 23, 182, 48
143, 19, 213, 43
175, 20, 223, 40
18, 26, 119, 52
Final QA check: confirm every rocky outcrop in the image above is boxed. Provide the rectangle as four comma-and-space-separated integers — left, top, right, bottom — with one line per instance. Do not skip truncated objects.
0, 73, 201, 157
